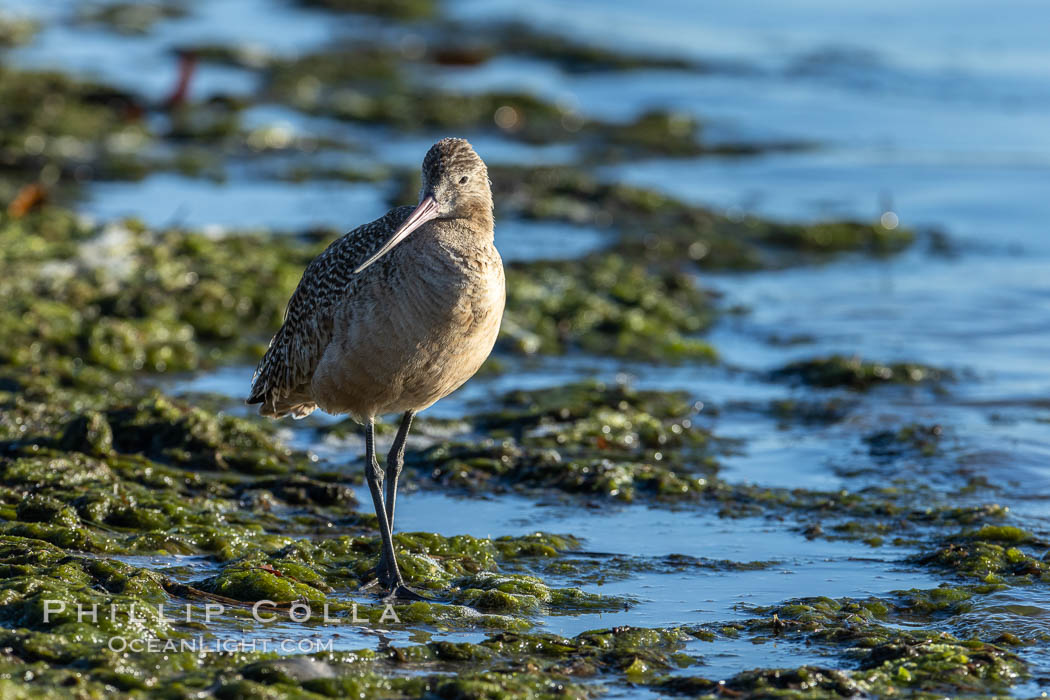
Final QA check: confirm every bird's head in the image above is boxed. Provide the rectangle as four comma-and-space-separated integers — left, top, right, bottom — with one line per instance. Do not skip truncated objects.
422, 137, 491, 219
355, 138, 491, 273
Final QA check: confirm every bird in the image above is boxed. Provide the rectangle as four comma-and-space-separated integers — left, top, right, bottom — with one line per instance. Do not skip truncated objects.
247, 138, 505, 600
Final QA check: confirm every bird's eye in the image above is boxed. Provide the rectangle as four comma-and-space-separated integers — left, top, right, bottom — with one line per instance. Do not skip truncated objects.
459, 175, 468, 184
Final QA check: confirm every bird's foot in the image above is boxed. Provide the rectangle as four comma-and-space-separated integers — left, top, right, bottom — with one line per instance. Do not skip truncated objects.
357, 556, 392, 591
383, 583, 428, 603
357, 577, 382, 592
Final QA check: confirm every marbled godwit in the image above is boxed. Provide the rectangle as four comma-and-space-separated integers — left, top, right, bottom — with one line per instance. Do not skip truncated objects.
247, 138, 505, 599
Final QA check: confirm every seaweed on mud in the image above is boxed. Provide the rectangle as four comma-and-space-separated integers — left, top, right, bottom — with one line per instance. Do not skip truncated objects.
400, 381, 723, 502
914, 526, 1050, 585
865, 423, 944, 458
389, 384, 1017, 567
296, 0, 438, 19
220, 530, 635, 622
0, 60, 335, 193
0, 536, 1029, 698
436, 21, 697, 73
503, 254, 718, 361
647, 589, 1030, 696
0, 337, 1041, 700
525, 552, 780, 588
75, 2, 188, 35
0, 10, 1041, 696
766, 396, 856, 425
0, 205, 720, 368
187, 20, 781, 161
0, 212, 1039, 691
256, 47, 739, 158
477, 380, 700, 433
0, 208, 321, 374
0, 377, 649, 695
0, 66, 152, 183
771, 355, 952, 390
0, 377, 349, 560
487, 165, 914, 269
3, 383, 314, 478
0, 12, 38, 48
0, 532, 610, 695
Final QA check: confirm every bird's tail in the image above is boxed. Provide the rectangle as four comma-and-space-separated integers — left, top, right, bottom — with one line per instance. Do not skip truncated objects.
247, 387, 317, 419
247, 358, 316, 419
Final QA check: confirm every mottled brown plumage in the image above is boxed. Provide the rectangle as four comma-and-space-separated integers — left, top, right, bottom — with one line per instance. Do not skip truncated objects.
246, 206, 408, 418
247, 138, 504, 599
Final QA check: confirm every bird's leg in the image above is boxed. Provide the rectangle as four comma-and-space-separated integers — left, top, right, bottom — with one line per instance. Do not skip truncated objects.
374, 411, 413, 589
364, 419, 423, 601
384, 410, 415, 529
364, 419, 395, 584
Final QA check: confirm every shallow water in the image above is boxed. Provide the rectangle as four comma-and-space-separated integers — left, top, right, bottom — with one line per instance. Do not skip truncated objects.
7, 0, 1050, 691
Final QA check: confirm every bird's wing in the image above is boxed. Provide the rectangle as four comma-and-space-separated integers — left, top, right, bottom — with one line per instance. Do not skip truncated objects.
247, 206, 412, 415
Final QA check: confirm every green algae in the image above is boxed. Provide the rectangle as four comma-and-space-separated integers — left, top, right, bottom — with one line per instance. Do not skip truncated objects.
0, 202, 722, 367
0, 15, 1039, 699
450, 573, 627, 616
0, 378, 351, 562
916, 535, 1050, 584
244, 531, 592, 604
504, 255, 718, 361
478, 380, 699, 433
297, 0, 437, 19
0, 191, 910, 375
75, 2, 188, 35
0, 12, 38, 48
891, 585, 980, 619
865, 422, 943, 458
0, 376, 662, 695
8, 391, 313, 476
372, 626, 694, 687
0, 371, 1040, 696
657, 648, 1023, 698
404, 381, 723, 502
767, 396, 856, 425
1, 202, 719, 371
256, 48, 725, 158
0, 537, 174, 649
100, 395, 308, 474
488, 165, 913, 269
0, 205, 95, 264
679, 590, 1030, 696
197, 565, 329, 603
771, 355, 952, 390
300, 671, 592, 700
278, 163, 388, 184
0, 66, 151, 182
473, 22, 696, 73
399, 381, 986, 526
393, 383, 1017, 563
0, 208, 320, 374
67, 524, 612, 629
964, 524, 1037, 544
601, 109, 706, 158
189, 25, 784, 161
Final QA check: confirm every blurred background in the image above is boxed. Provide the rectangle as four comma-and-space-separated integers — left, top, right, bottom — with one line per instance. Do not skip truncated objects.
3, 0, 1048, 419
4, 0, 1048, 233
2, 0, 1050, 691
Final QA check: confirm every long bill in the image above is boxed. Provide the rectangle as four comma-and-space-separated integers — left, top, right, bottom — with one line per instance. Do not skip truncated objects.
354, 195, 440, 273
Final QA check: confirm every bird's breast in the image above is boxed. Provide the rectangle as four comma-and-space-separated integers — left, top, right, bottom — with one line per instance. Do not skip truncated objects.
312, 241, 504, 418
389, 244, 503, 341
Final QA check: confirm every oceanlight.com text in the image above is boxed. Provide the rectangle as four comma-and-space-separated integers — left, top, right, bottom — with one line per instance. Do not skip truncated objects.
107, 636, 336, 654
